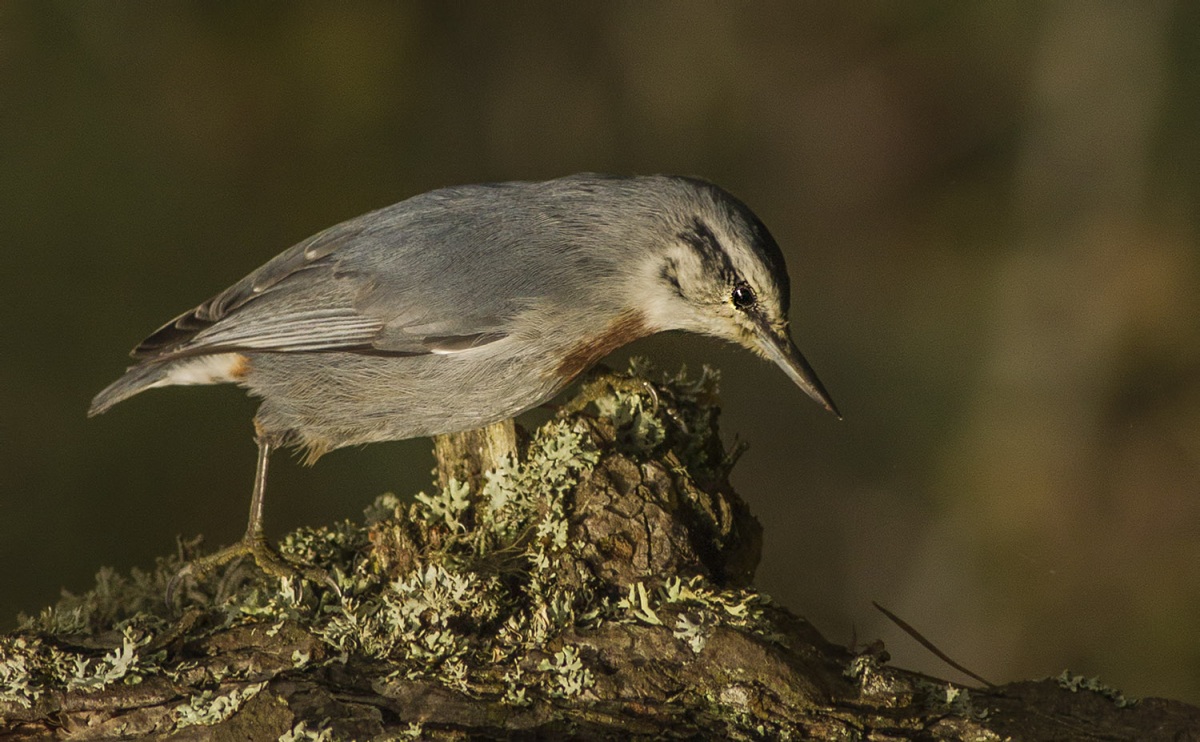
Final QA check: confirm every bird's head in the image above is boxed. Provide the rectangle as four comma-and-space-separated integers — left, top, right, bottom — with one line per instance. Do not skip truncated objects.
636, 177, 840, 417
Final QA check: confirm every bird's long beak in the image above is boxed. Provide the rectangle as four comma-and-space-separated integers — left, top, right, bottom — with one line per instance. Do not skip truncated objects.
754, 322, 841, 419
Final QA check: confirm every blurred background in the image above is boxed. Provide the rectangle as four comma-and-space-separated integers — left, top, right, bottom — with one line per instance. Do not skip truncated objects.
3, 1, 1199, 703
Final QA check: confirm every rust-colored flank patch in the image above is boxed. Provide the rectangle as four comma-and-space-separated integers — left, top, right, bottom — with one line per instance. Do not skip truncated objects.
228, 353, 252, 379
554, 310, 650, 383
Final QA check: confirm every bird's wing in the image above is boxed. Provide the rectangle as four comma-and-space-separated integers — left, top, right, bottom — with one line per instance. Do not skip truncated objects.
131, 213, 516, 362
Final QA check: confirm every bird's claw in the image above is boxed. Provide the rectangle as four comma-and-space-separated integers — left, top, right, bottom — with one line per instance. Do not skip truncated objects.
165, 535, 339, 610
562, 370, 658, 414
559, 370, 696, 436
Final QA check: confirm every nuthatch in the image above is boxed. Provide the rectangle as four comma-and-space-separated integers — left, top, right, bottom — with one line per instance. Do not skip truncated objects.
90, 173, 838, 588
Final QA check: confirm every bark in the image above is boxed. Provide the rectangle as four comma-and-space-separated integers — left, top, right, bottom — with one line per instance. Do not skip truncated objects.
432, 420, 520, 495
1, 368, 1196, 741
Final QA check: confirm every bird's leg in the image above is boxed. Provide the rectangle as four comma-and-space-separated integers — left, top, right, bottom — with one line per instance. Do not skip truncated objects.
166, 435, 337, 607
242, 436, 277, 559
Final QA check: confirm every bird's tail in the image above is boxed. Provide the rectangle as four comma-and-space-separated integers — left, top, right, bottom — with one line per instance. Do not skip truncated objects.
88, 363, 171, 417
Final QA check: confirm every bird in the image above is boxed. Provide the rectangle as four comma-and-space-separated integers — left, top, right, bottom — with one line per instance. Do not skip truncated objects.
89, 173, 839, 592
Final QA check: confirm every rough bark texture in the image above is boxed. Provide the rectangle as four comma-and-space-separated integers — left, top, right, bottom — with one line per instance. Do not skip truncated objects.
2, 367, 1197, 740
432, 420, 520, 496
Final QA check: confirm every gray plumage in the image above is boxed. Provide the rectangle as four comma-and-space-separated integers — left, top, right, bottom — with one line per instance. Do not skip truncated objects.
91, 173, 836, 462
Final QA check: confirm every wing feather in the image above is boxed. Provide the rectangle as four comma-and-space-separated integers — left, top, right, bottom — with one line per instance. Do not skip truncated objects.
132, 221, 365, 359
129, 210, 512, 362
185, 308, 385, 352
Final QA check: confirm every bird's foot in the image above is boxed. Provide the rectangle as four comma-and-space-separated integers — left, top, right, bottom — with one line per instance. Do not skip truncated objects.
166, 534, 340, 609
562, 369, 689, 434
561, 369, 659, 414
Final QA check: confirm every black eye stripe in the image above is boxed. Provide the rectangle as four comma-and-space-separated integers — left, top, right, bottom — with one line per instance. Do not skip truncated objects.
676, 218, 764, 312
678, 218, 738, 284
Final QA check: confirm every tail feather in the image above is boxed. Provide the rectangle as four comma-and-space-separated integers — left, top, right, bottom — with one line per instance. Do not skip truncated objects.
88, 363, 171, 417
89, 352, 249, 417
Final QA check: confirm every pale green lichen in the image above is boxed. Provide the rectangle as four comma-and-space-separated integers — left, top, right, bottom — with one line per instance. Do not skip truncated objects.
619, 581, 664, 626
500, 665, 531, 707
303, 412, 606, 692
174, 680, 267, 729
65, 625, 154, 692
0, 623, 161, 710
917, 680, 990, 721
537, 645, 594, 698
1, 361, 782, 733
584, 360, 735, 482
414, 478, 472, 533
1054, 669, 1137, 708
673, 613, 708, 654
400, 722, 425, 739
3, 390, 613, 715
657, 575, 776, 648
0, 637, 44, 708
279, 719, 334, 741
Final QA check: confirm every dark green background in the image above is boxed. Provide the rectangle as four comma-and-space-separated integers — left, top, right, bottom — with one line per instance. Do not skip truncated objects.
3, 2, 1199, 703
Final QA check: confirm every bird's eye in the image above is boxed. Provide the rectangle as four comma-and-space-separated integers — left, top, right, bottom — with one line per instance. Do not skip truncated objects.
731, 283, 757, 310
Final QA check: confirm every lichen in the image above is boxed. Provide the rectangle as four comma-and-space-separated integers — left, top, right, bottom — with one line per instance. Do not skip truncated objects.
914, 679, 991, 721
578, 359, 737, 483
1, 361, 781, 734
0, 637, 50, 708
631, 574, 776, 650
536, 645, 594, 698
279, 720, 334, 741
64, 625, 154, 692
1053, 669, 1137, 708
174, 680, 267, 729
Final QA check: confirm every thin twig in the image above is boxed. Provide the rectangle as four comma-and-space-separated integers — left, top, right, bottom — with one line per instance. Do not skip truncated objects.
872, 601, 995, 688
